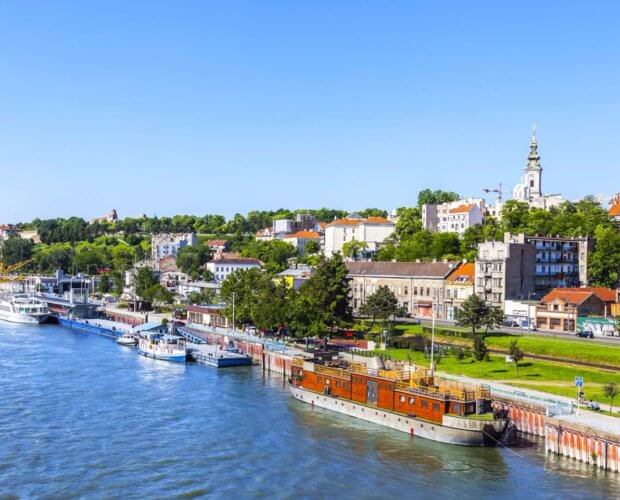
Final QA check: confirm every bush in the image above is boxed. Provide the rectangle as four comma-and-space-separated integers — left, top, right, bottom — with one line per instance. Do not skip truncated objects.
388, 335, 428, 351
422, 326, 480, 340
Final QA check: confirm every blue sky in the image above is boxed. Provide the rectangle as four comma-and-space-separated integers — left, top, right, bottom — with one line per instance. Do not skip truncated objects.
1, 1, 619, 222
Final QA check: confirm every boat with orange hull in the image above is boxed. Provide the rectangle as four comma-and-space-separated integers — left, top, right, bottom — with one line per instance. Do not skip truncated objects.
289, 353, 508, 447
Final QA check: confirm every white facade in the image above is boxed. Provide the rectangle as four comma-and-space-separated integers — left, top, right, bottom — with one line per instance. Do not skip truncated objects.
282, 231, 320, 255
422, 198, 486, 235
206, 259, 262, 283
151, 233, 198, 262
323, 217, 395, 259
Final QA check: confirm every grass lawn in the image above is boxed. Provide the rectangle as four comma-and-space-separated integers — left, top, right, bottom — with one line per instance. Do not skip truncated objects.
374, 348, 620, 409
387, 323, 620, 368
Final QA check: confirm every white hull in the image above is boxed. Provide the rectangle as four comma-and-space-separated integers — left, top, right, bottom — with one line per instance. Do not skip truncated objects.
290, 385, 505, 447
0, 310, 50, 325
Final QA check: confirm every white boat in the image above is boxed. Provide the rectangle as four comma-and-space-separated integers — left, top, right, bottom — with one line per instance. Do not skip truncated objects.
0, 294, 51, 324
137, 333, 186, 362
116, 332, 138, 346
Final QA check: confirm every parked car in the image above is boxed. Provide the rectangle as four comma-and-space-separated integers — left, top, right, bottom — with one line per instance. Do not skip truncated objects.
576, 330, 594, 339
520, 324, 537, 331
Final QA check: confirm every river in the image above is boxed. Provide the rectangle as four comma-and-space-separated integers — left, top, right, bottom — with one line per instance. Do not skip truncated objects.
0, 322, 617, 499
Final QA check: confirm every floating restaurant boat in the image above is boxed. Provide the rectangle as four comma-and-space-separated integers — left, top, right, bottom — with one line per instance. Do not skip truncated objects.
188, 344, 252, 368
0, 294, 51, 324
137, 333, 187, 362
289, 353, 508, 446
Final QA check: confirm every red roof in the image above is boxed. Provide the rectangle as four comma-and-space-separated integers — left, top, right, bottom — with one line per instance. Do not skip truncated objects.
327, 216, 393, 227
609, 202, 620, 217
541, 287, 617, 305
446, 262, 475, 284
285, 230, 320, 239
206, 239, 227, 247
449, 204, 475, 214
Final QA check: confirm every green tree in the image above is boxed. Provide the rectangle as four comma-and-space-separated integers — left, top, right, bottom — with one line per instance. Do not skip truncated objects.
472, 336, 489, 362
589, 226, 620, 288
288, 254, 351, 337
176, 245, 211, 279
187, 289, 217, 305
508, 339, 525, 373
359, 285, 398, 325
134, 267, 159, 301
603, 382, 618, 412
394, 207, 423, 240
501, 200, 531, 233
342, 240, 368, 261
0, 237, 34, 266
98, 273, 112, 293
456, 294, 491, 336
417, 189, 460, 208
304, 240, 320, 255
240, 239, 296, 273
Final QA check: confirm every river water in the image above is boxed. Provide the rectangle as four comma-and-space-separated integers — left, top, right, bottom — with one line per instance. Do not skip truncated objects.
0, 322, 618, 499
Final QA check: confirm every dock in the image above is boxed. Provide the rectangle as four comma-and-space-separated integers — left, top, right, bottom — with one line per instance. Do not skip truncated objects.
187, 343, 253, 368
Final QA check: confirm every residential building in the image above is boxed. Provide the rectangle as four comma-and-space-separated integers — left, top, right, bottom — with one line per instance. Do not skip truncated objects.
206, 258, 262, 284
17, 230, 41, 244
512, 127, 563, 209
0, 224, 18, 242
475, 238, 536, 309
504, 300, 537, 328
178, 280, 220, 299
508, 233, 592, 291
275, 265, 313, 290
255, 227, 274, 241
157, 256, 190, 291
324, 215, 395, 259
186, 304, 229, 328
205, 239, 228, 253
282, 230, 321, 255
347, 261, 456, 319
422, 198, 486, 235
271, 214, 318, 240
535, 288, 611, 333
151, 233, 197, 263
444, 262, 475, 320
609, 193, 620, 223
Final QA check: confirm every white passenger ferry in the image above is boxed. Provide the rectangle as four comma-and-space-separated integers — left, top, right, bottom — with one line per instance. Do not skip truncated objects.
137, 333, 187, 362
0, 294, 51, 324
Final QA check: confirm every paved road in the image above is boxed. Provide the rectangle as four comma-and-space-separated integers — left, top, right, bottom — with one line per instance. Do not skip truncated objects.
397, 317, 620, 345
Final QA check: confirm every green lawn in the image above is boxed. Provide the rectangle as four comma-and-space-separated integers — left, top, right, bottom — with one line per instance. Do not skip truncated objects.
388, 323, 620, 368
375, 348, 620, 410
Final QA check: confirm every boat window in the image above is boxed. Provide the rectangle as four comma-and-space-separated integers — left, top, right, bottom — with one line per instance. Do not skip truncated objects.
421, 400, 428, 408
400, 395, 406, 403
432, 403, 440, 412
409, 397, 415, 405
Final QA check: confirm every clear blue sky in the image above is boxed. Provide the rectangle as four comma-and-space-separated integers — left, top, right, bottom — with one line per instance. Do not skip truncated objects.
1, 1, 619, 223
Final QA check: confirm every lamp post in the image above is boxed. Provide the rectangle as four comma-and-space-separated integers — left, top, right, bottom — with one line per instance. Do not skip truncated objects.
430, 301, 436, 376
232, 292, 236, 333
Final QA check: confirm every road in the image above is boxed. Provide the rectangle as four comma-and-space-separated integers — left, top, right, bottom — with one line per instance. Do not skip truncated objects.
396, 317, 620, 345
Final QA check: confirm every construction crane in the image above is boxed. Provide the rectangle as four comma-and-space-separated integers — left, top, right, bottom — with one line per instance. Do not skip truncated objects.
0, 258, 34, 277
483, 182, 505, 204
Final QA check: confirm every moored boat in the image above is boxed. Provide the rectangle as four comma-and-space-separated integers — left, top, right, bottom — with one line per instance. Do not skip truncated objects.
137, 333, 187, 362
116, 332, 138, 346
0, 294, 51, 324
289, 353, 508, 447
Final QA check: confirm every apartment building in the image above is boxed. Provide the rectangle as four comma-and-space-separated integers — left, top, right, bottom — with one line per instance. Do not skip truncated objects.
282, 230, 321, 255
346, 261, 456, 319
206, 258, 262, 283
324, 216, 395, 259
422, 198, 485, 235
444, 262, 475, 320
474, 239, 536, 309
535, 288, 610, 333
151, 233, 198, 263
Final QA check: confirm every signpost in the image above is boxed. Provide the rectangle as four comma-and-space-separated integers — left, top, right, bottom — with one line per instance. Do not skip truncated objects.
574, 376, 584, 417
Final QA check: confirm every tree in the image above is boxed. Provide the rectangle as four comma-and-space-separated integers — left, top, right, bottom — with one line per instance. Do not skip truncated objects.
187, 289, 217, 306
358, 208, 388, 218
0, 237, 34, 266
342, 240, 368, 261
603, 382, 618, 412
394, 207, 423, 240
240, 239, 296, 274
304, 240, 320, 255
417, 189, 460, 208
472, 336, 489, 362
134, 267, 159, 301
359, 286, 398, 325
508, 339, 525, 373
589, 226, 620, 288
98, 273, 112, 293
288, 254, 351, 337
456, 295, 502, 336
176, 245, 211, 279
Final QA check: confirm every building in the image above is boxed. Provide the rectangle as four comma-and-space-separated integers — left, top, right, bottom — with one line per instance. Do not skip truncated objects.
157, 256, 190, 291
509, 233, 592, 291
186, 304, 229, 328
0, 224, 18, 242
282, 230, 321, 255
275, 265, 313, 290
17, 230, 41, 244
324, 215, 395, 259
177, 280, 220, 299
206, 239, 228, 252
90, 209, 119, 224
151, 233, 197, 263
609, 193, 620, 223
535, 288, 613, 333
475, 238, 536, 309
422, 198, 486, 235
347, 261, 456, 319
255, 227, 274, 241
504, 300, 537, 328
444, 262, 475, 320
206, 258, 262, 284
512, 128, 563, 209
272, 214, 317, 240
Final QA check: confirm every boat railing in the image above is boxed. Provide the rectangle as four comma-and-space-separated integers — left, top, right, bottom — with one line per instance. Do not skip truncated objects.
315, 364, 351, 380
292, 357, 304, 368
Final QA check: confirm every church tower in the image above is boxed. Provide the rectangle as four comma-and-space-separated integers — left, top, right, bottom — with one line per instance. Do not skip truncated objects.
524, 126, 542, 200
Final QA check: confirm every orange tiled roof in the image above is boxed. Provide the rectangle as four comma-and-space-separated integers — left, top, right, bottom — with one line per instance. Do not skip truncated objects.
286, 230, 320, 239
446, 262, 475, 284
327, 216, 393, 227
577, 287, 618, 303
540, 289, 595, 305
449, 204, 475, 214
609, 202, 620, 217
